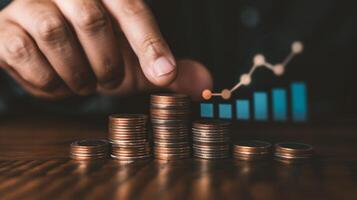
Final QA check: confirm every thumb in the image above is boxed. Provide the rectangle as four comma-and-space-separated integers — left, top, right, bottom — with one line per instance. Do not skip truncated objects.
103, 0, 177, 87
167, 59, 213, 101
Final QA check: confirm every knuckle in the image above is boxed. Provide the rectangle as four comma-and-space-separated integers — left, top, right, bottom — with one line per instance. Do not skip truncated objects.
121, 0, 148, 17
34, 73, 58, 91
75, 5, 107, 33
94, 59, 121, 88
99, 70, 118, 85
71, 72, 96, 94
4, 35, 33, 63
34, 14, 67, 42
142, 34, 163, 55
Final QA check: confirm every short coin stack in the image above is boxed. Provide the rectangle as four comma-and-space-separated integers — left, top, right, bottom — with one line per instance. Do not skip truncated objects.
274, 142, 314, 163
151, 94, 191, 160
233, 140, 272, 160
192, 120, 231, 159
70, 139, 110, 160
108, 114, 151, 161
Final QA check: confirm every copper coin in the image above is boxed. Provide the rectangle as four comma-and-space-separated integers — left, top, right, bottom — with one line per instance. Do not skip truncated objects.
109, 114, 147, 120
70, 139, 110, 160
151, 93, 189, 100
275, 142, 314, 154
192, 120, 231, 129
274, 142, 314, 162
234, 140, 272, 153
233, 153, 270, 161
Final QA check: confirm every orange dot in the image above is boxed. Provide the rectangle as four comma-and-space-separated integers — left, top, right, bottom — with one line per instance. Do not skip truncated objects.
273, 64, 285, 76
221, 89, 231, 100
202, 89, 212, 100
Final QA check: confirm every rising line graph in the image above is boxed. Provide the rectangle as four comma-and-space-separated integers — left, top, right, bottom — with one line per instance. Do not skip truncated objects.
202, 41, 304, 100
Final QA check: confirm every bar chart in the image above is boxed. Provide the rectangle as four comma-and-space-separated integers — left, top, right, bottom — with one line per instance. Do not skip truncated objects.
200, 82, 308, 122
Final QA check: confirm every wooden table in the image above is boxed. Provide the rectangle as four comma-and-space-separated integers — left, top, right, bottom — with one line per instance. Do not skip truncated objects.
0, 116, 356, 200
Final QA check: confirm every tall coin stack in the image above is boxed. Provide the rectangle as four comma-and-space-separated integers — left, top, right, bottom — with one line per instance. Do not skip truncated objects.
192, 120, 231, 159
151, 94, 191, 160
108, 114, 151, 161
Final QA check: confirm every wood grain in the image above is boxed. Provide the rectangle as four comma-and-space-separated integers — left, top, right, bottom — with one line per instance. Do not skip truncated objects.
0, 116, 356, 200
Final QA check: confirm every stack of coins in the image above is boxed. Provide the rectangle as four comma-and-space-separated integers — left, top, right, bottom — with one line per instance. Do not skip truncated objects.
151, 94, 191, 160
70, 139, 109, 160
274, 142, 314, 163
192, 120, 231, 159
108, 114, 151, 161
233, 140, 272, 160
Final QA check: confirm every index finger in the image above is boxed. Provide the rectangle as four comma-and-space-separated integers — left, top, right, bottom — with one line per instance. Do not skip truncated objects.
102, 0, 177, 87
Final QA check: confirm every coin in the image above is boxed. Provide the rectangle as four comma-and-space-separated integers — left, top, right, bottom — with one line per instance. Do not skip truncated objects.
192, 120, 231, 159
274, 142, 314, 163
109, 114, 152, 161
151, 93, 191, 160
192, 119, 231, 129
233, 140, 272, 161
70, 139, 110, 160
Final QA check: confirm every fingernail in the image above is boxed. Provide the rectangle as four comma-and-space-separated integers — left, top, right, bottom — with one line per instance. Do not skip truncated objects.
153, 56, 175, 77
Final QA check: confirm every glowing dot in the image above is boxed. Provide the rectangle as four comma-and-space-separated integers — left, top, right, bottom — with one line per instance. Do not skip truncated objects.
221, 89, 231, 100
292, 41, 303, 54
240, 74, 251, 85
253, 54, 265, 65
202, 89, 212, 100
273, 64, 285, 76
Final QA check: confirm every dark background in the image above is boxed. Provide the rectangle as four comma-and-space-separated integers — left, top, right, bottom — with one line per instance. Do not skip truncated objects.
1, 0, 357, 122
151, 0, 357, 122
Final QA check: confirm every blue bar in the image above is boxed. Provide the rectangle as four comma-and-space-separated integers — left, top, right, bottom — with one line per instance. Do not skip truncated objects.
291, 82, 308, 122
272, 88, 287, 121
236, 100, 250, 120
219, 104, 232, 119
200, 103, 214, 118
254, 92, 268, 121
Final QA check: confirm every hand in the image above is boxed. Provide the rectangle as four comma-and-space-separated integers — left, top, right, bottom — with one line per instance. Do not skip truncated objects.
0, 0, 212, 100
